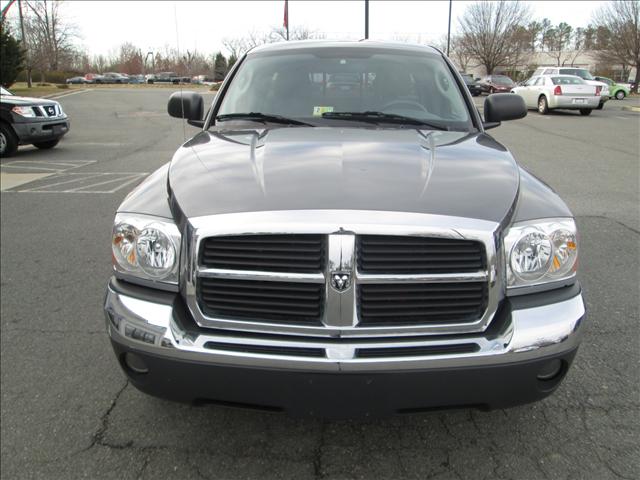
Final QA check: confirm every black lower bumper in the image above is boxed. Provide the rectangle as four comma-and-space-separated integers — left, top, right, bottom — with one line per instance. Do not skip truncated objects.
13, 120, 69, 144
112, 340, 578, 418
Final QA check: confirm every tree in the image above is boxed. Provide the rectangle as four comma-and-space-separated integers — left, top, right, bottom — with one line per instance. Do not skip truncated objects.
448, 35, 474, 72
0, 23, 26, 87
214, 52, 228, 81
458, 1, 531, 74
228, 54, 238, 71
543, 22, 574, 66
591, 0, 640, 92
24, 0, 79, 70
117, 42, 144, 74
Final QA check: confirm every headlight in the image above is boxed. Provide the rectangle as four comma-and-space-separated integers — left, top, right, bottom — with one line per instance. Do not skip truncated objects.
111, 214, 180, 288
11, 106, 36, 118
504, 218, 578, 292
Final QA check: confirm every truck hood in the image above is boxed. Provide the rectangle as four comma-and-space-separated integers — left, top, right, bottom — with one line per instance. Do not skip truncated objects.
169, 128, 520, 223
1, 95, 59, 106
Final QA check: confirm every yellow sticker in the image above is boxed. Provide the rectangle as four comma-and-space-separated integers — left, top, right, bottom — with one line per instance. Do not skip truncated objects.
313, 106, 334, 117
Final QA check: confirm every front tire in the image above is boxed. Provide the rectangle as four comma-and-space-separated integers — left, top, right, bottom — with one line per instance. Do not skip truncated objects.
538, 96, 549, 115
33, 139, 60, 150
0, 123, 18, 157
579, 108, 592, 116
615, 90, 626, 100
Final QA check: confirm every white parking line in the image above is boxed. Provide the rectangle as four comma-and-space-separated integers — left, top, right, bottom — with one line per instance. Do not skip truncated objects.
11, 172, 148, 194
46, 89, 92, 99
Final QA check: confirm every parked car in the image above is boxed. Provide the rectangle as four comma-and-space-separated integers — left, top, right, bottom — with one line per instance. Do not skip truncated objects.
146, 72, 189, 84
460, 73, 482, 96
192, 75, 216, 85
532, 67, 609, 109
478, 75, 516, 94
66, 76, 89, 84
512, 75, 601, 115
0, 86, 70, 157
593, 76, 630, 100
511, 75, 600, 115
84, 73, 103, 84
105, 40, 585, 418
101, 72, 130, 84
126, 74, 145, 84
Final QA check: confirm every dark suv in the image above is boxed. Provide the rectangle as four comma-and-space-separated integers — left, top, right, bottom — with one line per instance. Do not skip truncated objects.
0, 86, 70, 157
105, 41, 585, 418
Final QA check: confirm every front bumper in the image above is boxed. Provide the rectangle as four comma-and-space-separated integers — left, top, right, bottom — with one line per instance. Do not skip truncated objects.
12, 118, 70, 144
104, 278, 586, 417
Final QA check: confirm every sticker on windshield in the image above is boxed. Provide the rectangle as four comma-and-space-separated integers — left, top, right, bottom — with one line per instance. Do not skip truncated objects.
313, 106, 334, 117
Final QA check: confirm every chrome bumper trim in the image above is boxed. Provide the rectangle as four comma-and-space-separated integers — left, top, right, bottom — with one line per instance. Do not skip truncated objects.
105, 285, 585, 372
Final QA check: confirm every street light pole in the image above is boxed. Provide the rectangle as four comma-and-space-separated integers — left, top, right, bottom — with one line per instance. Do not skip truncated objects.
365, 0, 369, 39
446, 0, 452, 56
17, 0, 32, 88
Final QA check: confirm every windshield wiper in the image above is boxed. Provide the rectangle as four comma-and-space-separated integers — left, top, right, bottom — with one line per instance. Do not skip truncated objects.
321, 111, 448, 130
216, 112, 313, 127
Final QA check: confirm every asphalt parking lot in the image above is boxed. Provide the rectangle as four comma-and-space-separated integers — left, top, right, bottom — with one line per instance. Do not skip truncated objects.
1, 88, 638, 479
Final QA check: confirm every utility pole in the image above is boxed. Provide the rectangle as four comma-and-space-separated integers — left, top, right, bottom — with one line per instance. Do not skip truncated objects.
17, 0, 32, 87
364, 0, 369, 39
446, 0, 452, 57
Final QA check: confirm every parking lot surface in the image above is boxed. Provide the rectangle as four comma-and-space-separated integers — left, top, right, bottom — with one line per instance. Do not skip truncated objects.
1, 88, 638, 479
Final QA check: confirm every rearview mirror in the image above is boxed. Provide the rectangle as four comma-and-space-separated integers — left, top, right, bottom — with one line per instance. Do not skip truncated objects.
483, 93, 526, 129
168, 91, 204, 125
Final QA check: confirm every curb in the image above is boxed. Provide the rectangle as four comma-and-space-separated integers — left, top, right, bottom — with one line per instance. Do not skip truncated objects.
621, 105, 640, 112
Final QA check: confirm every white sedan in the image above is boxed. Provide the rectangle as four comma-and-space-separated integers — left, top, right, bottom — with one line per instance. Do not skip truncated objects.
511, 75, 601, 116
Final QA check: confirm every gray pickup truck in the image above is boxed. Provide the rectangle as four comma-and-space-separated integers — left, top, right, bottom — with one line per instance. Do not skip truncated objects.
105, 41, 585, 418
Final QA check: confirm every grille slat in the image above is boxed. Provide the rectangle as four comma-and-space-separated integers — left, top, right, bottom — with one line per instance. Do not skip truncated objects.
201, 234, 326, 273
358, 282, 487, 326
358, 235, 485, 274
198, 278, 324, 325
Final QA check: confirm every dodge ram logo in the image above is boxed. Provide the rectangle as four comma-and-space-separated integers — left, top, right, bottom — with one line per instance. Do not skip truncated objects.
330, 272, 351, 292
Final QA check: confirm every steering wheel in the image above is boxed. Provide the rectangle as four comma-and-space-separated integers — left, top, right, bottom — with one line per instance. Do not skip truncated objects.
381, 100, 429, 114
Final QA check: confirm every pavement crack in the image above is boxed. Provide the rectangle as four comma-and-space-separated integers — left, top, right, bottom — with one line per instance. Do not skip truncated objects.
312, 421, 327, 479
575, 214, 640, 236
85, 380, 129, 452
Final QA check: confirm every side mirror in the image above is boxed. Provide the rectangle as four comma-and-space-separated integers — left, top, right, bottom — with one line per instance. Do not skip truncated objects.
483, 93, 527, 129
168, 91, 204, 126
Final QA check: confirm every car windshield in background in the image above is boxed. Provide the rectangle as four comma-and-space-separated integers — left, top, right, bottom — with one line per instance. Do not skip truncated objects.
563, 69, 594, 81
551, 76, 585, 85
493, 76, 514, 86
216, 47, 472, 130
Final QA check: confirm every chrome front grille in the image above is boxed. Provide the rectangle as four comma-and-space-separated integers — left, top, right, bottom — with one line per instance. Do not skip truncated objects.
186, 210, 502, 339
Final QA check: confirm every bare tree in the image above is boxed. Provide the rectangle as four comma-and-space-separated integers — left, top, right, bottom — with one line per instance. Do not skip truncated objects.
270, 26, 325, 42
591, 0, 640, 91
223, 26, 324, 58
448, 35, 475, 73
458, 1, 531, 74
23, 0, 79, 73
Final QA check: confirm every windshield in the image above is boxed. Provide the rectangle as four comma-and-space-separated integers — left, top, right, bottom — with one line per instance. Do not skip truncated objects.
562, 69, 594, 81
492, 76, 514, 86
0, 86, 12, 96
217, 47, 472, 130
551, 76, 585, 85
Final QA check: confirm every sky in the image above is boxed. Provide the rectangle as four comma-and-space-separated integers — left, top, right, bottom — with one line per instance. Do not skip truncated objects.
2, 0, 606, 58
